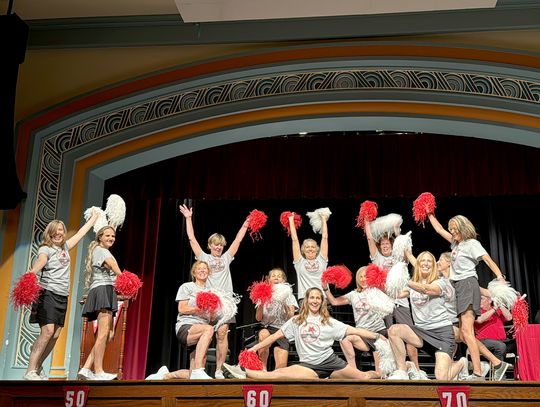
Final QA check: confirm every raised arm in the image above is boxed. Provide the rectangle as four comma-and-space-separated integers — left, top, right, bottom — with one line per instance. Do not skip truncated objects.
228, 218, 249, 257
288, 214, 302, 262
405, 250, 417, 267
364, 219, 379, 260
255, 304, 264, 322
66, 209, 99, 249
249, 328, 285, 353
103, 256, 122, 276
319, 214, 329, 260
322, 284, 350, 306
179, 204, 203, 257
427, 213, 452, 243
498, 304, 513, 321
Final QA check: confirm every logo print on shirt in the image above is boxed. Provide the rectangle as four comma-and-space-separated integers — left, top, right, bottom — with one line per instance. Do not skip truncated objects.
304, 260, 320, 274
57, 250, 69, 267
411, 291, 429, 307
382, 257, 395, 271
208, 258, 225, 274
353, 298, 370, 318
300, 322, 320, 343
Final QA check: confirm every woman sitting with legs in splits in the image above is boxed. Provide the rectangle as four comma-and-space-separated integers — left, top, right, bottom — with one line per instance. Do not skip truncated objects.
223, 287, 382, 380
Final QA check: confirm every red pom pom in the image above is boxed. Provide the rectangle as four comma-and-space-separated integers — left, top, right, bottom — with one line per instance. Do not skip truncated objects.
248, 280, 273, 306
321, 265, 353, 289
11, 273, 43, 310
364, 264, 387, 291
280, 211, 302, 236
238, 349, 264, 371
355, 200, 378, 230
510, 295, 529, 337
114, 270, 143, 298
248, 209, 268, 242
413, 192, 436, 226
196, 291, 222, 313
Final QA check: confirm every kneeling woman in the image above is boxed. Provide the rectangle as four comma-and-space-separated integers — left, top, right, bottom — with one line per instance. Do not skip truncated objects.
223, 287, 381, 380
387, 251, 466, 380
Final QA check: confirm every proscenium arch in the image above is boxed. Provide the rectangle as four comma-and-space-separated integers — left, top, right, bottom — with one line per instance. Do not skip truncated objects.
4, 42, 540, 379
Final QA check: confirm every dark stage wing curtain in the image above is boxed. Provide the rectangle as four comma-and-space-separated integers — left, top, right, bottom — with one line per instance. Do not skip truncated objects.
105, 197, 162, 379
104, 133, 540, 377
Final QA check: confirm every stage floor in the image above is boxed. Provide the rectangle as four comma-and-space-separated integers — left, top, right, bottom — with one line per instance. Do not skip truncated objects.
1, 379, 540, 407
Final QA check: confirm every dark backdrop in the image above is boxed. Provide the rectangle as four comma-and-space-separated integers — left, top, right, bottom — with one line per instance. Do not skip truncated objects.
104, 132, 540, 378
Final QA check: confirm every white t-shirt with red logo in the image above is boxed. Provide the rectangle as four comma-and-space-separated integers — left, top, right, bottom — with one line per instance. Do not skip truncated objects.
37, 243, 71, 296
294, 253, 328, 300
196, 251, 234, 293
344, 290, 386, 332
281, 314, 347, 365
408, 278, 452, 330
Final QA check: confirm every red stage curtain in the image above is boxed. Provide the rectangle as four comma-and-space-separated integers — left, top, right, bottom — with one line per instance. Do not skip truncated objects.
114, 198, 162, 379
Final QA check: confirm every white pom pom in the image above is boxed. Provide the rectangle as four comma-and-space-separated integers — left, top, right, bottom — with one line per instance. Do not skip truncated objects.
363, 287, 395, 318
385, 261, 410, 298
105, 194, 126, 230
84, 207, 108, 233
272, 283, 293, 303
374, 337, 397, 377
306, 207, 332, 234
369, 213, 403, 242
212, 289, 240, 329
488, 279, 519, 310
392, 231, 412, 262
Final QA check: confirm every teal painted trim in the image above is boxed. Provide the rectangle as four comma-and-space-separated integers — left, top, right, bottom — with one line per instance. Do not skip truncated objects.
27, 5, 540, 49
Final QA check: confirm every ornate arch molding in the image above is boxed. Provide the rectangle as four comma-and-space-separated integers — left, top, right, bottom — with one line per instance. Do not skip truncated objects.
5, 43, 540, 377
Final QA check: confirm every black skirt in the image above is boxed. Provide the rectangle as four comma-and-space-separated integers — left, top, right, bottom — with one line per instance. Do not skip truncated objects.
30, 289, 68, 327
82, 285, 118, 321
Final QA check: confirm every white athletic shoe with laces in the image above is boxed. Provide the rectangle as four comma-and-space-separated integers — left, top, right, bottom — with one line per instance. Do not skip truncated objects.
145, 366, 169, 380
222, 363, 247, 379
91, 372, 117, 380
214, 369, 225, 379
77, 367, 94, 380
189, 368, 213, 380
387, 369, 410, 380
456, 357, 469, 381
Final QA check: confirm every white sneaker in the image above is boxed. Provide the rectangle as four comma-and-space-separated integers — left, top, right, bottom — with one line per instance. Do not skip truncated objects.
456, 357, 469, 380
23, 370, 42, 381
78, 367, 94, 380
145, 366, 169, 380
406, 362, 430, 380
91, 372, 117, 380
387, 370, 410, 380
189, 368, 213, 380
222, 363, 247, 379
214, 369, 225, 379
36, 366, 48, 380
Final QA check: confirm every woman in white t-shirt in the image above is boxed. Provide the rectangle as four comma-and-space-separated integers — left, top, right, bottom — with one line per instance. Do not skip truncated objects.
288, 213, 328, 303
78, 226, 123, 381
179, 204, 249, 379
222, 287, 381, 380
428, 213, 505, 380
255, 268, 298, 371
24, 211, 98, 381
387, 251, 467, 380
323, 266, 387, 376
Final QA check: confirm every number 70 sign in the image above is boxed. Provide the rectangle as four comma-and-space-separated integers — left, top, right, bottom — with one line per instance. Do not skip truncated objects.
437, 386, 470, 407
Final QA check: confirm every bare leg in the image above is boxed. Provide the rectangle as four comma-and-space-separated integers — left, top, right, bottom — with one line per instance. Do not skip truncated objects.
186, 324, 214, 369
273, 347, 288, 370
26, 324, 57, 374
434, 352, 464, 380
388, 324, 423, 372
36, 325, 62, 370
331, 365, 378, 380
407, 345, 420, 370
246, 364, 318, 379
165, 370, 190, 379
84, 311, 113, 373
257, 329, 271, 370
460, 310, 482, 376
215, 324, 229, 371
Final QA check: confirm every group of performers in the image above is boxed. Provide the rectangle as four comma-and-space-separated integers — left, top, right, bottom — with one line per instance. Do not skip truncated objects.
21, 197, 516, 382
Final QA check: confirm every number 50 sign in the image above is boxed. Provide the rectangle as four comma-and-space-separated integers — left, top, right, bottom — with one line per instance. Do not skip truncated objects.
437, 386, 470, 407
63, 386, 89, 407
242, 384, 273, 407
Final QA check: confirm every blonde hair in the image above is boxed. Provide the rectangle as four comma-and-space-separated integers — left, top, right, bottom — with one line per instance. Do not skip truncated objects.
448, 215, 477, 241
294, 287, 331, 326
84, 226, 115, 289
267, 267, 287, 282
208, 233, 227, 247
355, 266, 368, 292
439, 252, 451, 262
412, 251, 438, 284
41, 220, 67, 248
190, 260, 210, 282
300, 239, 319, 256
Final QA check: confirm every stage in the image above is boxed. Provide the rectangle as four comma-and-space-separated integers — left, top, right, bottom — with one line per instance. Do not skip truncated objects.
1, 379, 539, 407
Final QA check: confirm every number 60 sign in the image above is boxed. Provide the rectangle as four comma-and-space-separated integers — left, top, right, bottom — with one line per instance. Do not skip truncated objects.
242, 384, 273, 407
